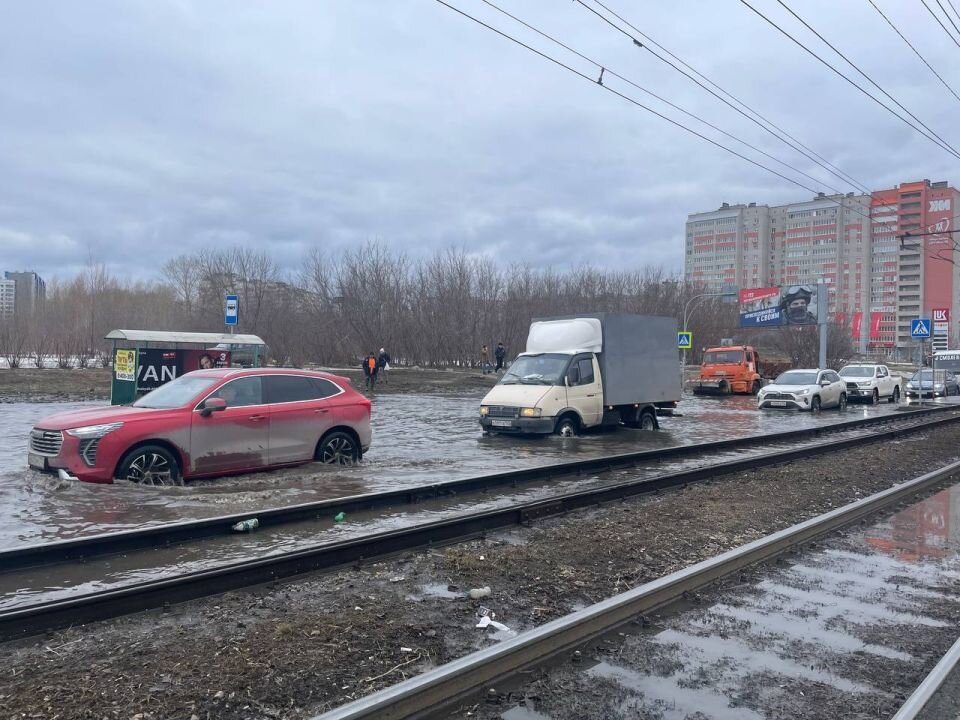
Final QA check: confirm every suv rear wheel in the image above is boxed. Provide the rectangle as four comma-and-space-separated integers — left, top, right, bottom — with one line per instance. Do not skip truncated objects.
316, 431, 360, 465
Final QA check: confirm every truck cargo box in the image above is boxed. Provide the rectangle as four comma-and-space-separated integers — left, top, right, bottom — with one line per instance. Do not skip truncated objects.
528, 313, 680, 407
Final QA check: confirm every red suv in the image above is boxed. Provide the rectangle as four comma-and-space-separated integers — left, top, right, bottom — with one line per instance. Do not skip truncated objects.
27, 368, 372, 485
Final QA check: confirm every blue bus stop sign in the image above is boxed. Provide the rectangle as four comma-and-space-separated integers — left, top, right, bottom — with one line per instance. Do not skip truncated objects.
225, 294, 239, 326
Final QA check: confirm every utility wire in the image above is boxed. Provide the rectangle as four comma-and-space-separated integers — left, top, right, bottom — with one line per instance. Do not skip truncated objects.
432, 0, 879, 226
868, 0, 960, 106
739, 0, 960, 160
477, 0, 849, 196
947, 0, 960, 25
578, 0, 869, 194
774, 0, 960, 159
921, 0, 960, 49
573, 0, 870, 195
936, 0, 960, 41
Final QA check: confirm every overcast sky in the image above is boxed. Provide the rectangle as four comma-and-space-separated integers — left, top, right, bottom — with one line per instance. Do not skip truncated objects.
1, 0, 958, 281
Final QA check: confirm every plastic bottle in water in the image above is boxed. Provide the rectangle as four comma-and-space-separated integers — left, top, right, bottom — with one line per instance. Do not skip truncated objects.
231, 518, 259, 532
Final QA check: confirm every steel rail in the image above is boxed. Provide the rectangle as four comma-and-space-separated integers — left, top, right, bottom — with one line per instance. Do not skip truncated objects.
315, 459, 960, 720
4, 405, 953, 573
1, 409, 957, 641
892, 634, 960, 719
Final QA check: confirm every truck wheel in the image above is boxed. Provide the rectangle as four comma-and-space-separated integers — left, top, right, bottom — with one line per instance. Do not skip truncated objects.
718, 380, 729, 394
555, 416, 578, 437
751, 380, 761, 395
889, 386, 900, 403
639, 411, 657, 431
871, 389, 879, 405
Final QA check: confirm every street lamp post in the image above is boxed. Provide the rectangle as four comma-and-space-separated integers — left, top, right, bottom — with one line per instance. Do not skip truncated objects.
681, 291, 738, 392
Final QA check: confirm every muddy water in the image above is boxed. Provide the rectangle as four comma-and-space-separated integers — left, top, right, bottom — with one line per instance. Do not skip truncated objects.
0, 392, 925, 547
483, 483, 960, 719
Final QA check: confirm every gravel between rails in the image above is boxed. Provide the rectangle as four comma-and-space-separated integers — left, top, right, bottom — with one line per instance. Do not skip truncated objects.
1, 425, 958, 719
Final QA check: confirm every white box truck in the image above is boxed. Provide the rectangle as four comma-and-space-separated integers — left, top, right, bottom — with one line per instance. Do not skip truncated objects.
478, 314, 681, 436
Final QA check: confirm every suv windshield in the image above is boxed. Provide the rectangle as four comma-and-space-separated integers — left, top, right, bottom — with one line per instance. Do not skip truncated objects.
703, 350, 744, 364
775, 371, 819, 386
839, 367, 873, 378
133, 375, 219, 408
500, 353, 570, 385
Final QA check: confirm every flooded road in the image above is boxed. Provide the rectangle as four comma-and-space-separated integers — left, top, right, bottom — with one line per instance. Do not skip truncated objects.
0, 392, 932, 547
479, 481, 960, 720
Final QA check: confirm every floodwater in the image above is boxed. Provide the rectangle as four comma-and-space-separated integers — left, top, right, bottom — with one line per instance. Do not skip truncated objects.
0, 391, 938, 548
486, 482, 960, 720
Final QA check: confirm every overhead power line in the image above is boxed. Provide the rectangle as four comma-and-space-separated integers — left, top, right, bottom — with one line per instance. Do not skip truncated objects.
739, 0, 960, 161
432, 0, 880, 226
576, 0, 872, 195
773, 0, 960, 159
476, 0, 850, 196
572, 0, 870, 196
922, 0, 960, 48
935, 0, 960, 41
868, 0, 960, 106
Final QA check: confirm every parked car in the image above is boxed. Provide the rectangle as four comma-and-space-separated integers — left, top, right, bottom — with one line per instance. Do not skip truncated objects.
905, 369, 960, 399
757, 368, 847, 412
838, 363, 901, 404
27, 368, 372, 486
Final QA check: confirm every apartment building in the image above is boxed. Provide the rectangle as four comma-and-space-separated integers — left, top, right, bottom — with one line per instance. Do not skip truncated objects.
0, 279, 14, 318
3, 271, 46, 316
684, 180, 960, 356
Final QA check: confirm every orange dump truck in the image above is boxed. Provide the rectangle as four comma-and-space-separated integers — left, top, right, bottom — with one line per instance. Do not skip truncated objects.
689, 345, 763, 395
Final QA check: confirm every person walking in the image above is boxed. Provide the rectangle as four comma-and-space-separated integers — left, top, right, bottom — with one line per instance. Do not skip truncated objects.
378, 347, 391, 384
362, 351, 379, 390
480, 344, 490, 374
494, 342, 506, 374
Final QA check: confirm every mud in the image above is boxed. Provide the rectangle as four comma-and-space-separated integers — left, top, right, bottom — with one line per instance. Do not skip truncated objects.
3, 422, 960, 718
0, 366, 497, 404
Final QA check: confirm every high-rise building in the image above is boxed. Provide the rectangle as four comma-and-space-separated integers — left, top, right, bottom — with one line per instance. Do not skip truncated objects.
685, 202, 770, 291
0, 279, 14, 319
684, 179, 960, 357
3, 271, 46, 316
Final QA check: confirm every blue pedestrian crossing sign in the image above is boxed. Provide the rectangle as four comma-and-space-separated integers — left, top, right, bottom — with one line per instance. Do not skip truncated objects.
911, 318, 931, 339
678, 331, 693, 349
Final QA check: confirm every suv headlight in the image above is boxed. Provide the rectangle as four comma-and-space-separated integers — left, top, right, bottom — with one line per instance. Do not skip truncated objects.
858, 381, 872, 387
479, 406, 490, 416
520, 407, 542, 418
66, 422, 124, 439
797, 388, 810, 395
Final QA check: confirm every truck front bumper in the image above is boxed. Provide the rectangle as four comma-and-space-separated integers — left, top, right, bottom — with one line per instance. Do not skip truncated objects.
479, 416, 555, 434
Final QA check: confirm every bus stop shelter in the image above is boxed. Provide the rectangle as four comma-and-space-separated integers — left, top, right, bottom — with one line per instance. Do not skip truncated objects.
106, 329, 267, 405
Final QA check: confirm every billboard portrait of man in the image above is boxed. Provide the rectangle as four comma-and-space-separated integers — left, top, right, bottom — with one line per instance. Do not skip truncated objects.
781, 285, 818, 325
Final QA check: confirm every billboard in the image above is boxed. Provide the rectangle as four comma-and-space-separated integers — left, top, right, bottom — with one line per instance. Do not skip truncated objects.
136, 348, 231, 393
739, 285, 824, 327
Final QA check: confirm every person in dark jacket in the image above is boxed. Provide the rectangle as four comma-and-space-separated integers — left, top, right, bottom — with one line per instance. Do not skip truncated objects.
378, 348, 391, 383
494, 342, 506, 373
362, 351, 379, 390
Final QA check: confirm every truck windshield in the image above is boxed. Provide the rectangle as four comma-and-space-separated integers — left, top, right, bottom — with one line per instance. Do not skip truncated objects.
775, 371, 819, 385
500, 353, 570, 385
133, 375, 219, 408
839, 367, 873, 378
702, 351, 744, 364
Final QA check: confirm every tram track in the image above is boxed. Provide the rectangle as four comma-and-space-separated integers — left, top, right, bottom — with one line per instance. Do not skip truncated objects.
4, 404, 954, 574
1, 406, 958, 642
314, 458, 960, 720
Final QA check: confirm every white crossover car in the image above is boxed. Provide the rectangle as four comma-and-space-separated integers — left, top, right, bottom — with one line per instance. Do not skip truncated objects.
757, 369, 847, 412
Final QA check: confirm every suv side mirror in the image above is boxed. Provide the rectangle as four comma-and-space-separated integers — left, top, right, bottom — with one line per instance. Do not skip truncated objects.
200, 397, 227, 416
819, 379, 831, 387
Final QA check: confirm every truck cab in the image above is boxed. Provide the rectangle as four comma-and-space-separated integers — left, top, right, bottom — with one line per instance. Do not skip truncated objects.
479, 351, 605, 435
690, 345, 763, 395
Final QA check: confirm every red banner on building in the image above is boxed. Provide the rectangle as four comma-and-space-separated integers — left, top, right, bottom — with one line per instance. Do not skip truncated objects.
869, 312, 882, 339
738, 287, 780, 305
852, 311, 863, 338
